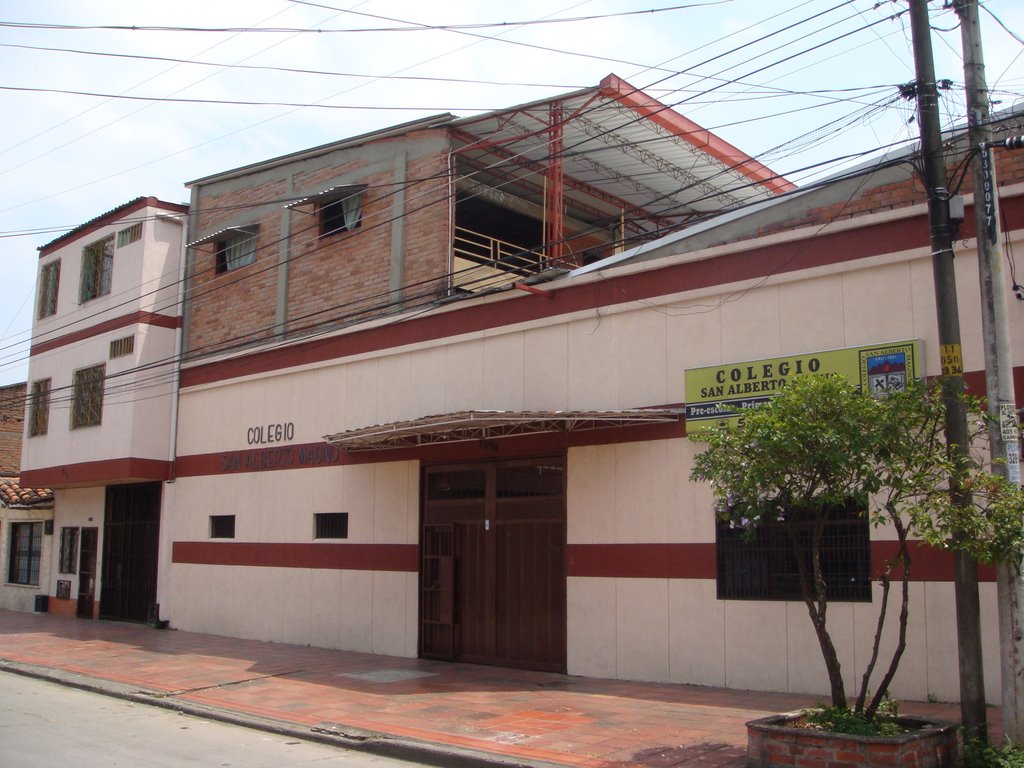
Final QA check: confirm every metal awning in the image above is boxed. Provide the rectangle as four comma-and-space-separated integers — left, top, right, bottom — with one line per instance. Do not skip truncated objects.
285, 184, 368, 210
186, 225, 258, 249
324, 409, 683, 452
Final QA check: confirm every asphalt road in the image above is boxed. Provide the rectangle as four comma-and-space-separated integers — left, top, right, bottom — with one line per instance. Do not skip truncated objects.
0, 672, 426, 768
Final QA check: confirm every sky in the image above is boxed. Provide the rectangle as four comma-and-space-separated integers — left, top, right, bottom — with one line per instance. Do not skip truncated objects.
0, 0, 1021, 386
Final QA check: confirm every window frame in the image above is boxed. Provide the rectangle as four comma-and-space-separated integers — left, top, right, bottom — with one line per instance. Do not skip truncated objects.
58, 526, 80, 574
79, 235, 114, 303
37, 259, 60, 319
314, 512, 349, 539
28, 378, 51, 437
70, 363, 105, 430
319, 191, 362, 237
209, 515, 236, 539
215, 230, 257, 274
715, 500, 871, 603
8, 521, 43, 586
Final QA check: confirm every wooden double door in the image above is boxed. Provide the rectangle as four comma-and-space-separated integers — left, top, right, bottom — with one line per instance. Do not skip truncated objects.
420, 458, 566, 673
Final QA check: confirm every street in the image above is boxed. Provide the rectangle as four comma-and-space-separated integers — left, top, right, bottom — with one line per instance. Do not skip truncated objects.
0, 672, 424, 768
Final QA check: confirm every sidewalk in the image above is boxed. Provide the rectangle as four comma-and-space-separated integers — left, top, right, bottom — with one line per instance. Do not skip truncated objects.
0, 610, 971, 768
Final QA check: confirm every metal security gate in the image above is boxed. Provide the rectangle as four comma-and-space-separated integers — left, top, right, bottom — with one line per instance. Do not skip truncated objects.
100, 482, 161, 622
420, 458, 566, 672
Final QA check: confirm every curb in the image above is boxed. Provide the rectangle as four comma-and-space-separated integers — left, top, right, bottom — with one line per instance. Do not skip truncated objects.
0, 660, 560, 768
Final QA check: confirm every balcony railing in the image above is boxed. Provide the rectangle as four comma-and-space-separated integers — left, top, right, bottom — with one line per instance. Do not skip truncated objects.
452, 226, 546, 292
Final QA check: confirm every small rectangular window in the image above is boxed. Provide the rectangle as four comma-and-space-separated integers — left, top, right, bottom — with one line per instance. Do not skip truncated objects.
37, 260, 60, 319
210, 515, 236, 539
71, 364, 105, 429
28, 378, 51, 437
215, 230, 257, 273
314, 512, 349, 539
8, 522, 42, 585
80, 235, 114, 303
116, 222, 142, 248
716, 500, 870, 602
109, 335, 135, 359
59, 527, 80, 574
319, 191, 362, 237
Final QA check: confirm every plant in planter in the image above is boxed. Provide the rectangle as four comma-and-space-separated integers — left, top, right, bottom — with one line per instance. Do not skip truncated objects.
690, 375, 1023, 764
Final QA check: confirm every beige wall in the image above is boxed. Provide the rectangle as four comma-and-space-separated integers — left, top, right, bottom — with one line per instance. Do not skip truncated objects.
170, 213, 1021, 701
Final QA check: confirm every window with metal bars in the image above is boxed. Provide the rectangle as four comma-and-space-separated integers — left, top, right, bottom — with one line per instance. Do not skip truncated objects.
70, 364, 105, 429
116, 222, 142, 247
314, 512, 349, 539
28, 378, 50, 437
715, 500, 871, 602
8, 522, 42, 585
79, 235, 114, 303
37, 260, 60, 318
109, 335, 134, 359
209, 515, 235, 539
58, 527, 79, 574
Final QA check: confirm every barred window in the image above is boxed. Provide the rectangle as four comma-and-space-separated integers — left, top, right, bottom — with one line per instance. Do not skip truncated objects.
314, 512, 349, 539
109, 335, 135, 359
116, 222, 142, 247
80, 235, 114, 302
210, 515, 235, 539
37, 260, 60, 318
71, 364, 105, 429
8, 522, 42, 586
58, 527, 79, 574
716, 500, 871, 602
28, 378, 51, 437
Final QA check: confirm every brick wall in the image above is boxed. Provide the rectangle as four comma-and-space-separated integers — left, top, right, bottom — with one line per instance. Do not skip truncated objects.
755, 127, 1024, 239
185, 131, 453, 356
0, 382, 26, 476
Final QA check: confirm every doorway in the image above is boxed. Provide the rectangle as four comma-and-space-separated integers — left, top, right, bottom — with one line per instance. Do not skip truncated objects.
100, 483, 161, 622
420, 458, 566, 672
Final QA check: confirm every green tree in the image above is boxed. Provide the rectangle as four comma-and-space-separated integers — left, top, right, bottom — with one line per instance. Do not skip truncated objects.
690, 374, 1023, 721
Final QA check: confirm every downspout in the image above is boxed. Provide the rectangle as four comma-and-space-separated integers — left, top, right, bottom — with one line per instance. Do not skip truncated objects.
447, 147, 455, 292
167, 186, 200, 482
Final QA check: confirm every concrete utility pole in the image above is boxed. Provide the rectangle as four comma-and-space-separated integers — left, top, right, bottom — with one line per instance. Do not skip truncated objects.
954, 0, 1024, 744
908, 0, 988, 742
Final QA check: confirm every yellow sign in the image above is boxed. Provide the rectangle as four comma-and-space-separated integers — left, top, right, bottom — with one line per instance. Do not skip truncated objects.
939, 344, 963, 376
684, 340, 922, 431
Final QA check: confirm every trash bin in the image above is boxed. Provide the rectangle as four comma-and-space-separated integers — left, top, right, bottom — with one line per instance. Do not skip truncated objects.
34, 594, 48, 613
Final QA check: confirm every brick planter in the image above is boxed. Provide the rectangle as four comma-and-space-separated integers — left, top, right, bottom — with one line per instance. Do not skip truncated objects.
747, 712, 959, 768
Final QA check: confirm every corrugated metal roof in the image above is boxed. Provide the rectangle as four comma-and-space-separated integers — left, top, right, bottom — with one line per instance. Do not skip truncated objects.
187, 225, 258, 249
451, 74, 792, 238
324, 409, 683, 451
284, 184, 368, 209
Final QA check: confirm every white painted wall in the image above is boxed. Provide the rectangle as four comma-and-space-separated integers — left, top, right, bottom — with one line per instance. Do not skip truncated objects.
169, 217, 1021, 702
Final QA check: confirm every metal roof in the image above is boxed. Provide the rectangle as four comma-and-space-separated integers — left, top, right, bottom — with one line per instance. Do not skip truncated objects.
324, 409, 683, 452
450, 74, 793, 239
284, 184, 368, 210
186, 224, 258, 249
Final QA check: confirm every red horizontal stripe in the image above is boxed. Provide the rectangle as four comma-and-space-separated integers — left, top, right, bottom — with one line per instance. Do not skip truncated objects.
566, 542, 995, 582
172, 541, 418, 572
21, 458, 172, 487
32, 311, 180, 356
172, 540, 994, 583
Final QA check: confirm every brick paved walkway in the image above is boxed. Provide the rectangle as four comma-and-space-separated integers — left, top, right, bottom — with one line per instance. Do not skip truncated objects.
0, 610, 974, 768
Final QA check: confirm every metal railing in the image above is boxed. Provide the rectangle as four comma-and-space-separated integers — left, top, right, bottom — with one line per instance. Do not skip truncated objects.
452, 226, 546, 292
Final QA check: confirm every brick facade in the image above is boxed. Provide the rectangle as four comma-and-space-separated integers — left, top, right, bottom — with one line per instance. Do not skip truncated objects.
0, 382, 25, 476
186, 130, 453, 356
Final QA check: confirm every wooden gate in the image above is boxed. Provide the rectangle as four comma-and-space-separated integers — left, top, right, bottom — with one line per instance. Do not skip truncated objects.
100, 483, 161, 622
420, 458, 566, 672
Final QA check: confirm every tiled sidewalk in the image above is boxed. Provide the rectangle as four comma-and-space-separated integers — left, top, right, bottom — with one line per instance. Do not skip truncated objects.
0, 610, 972, 768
